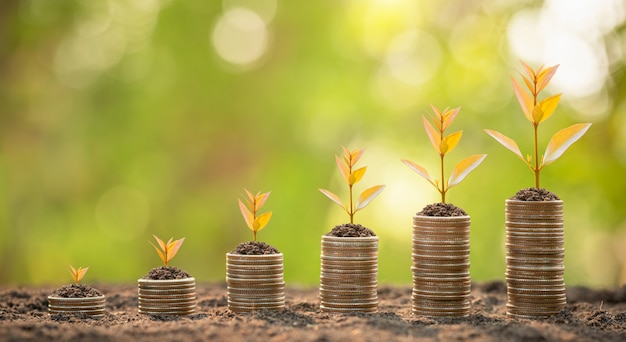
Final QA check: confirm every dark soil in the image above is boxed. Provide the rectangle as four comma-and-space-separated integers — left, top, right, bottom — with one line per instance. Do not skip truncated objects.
51, 284, 103, 298
512, 187, 560, 201
326, 223, 376, 237
1, 282, 625, 341
418, 203, 468, 216
230, 241, 280, 255
143, 266, 192, 280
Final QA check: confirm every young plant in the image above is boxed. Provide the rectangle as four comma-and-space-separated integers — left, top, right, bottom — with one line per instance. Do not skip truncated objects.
150, 234, 185, 267
319, 146, 385, 224
68, 265, 89, 284
402, 105, 487, 203
238, 189, 272, 242
484, 61, 592, 188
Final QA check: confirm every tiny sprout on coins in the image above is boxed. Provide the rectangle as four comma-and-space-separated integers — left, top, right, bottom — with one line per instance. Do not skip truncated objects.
150, 234, 185, 267
68, 265, 89, 284
238, 189, 272, 242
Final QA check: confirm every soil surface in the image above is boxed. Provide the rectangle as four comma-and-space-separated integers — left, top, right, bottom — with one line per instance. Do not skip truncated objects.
512, 187, 560, 201
1, 282, 625, 341
51, 284, 103, 298
418, 203, 468, 216
231, 241, 280, 255
143, 266, 192, 280
326, 223, 376, 237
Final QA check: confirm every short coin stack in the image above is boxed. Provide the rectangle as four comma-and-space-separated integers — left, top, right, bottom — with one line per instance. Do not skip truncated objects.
505, 199, 565, 318
320, 235, 378, 313
412, 215, 471, 317
226, 253, 285, 313
48, 295, 106, 318
138, 278, 196, 315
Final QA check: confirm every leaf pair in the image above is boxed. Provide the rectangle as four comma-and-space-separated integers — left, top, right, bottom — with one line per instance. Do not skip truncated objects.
512, 62, 561, 125
238, 189, 272, 241
319, 147, 385, 224
403, 105, 486, 203
150, 235, 185, 267
68, 265, 89, 284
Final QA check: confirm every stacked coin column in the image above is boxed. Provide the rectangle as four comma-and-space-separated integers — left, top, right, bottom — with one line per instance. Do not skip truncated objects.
48, 295, 106, 318
138, 278, 196, 315
226, 253, 285, 313
505, 200, 565, 318
412, 215, 471, 317
320, 236, 378, 313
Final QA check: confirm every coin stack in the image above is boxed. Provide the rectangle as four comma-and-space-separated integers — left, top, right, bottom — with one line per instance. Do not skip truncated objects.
137, 278, 196, 315
505, 199, 565, 318
48, 295, 106, 318
412, 215, 471, 317
320, 235, 378, 313
226, 253, 285, 313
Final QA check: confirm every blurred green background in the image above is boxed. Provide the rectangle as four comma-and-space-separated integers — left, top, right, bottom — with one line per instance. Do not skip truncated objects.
1, 0, 625, 288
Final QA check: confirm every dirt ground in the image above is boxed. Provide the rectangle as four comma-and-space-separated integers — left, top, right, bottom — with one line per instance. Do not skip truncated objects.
1, 281, 625, 341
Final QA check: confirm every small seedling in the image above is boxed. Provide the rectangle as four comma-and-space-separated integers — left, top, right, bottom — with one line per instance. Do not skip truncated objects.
68, 265, 88, 284
485, 61, 591, 188
238, 189, 272, 242
150, 234, 185, 266
402, 105, 487, 203
319, 146, 385, 224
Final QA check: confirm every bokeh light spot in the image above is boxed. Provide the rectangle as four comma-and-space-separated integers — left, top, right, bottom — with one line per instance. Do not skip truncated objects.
211, 7, 269, 69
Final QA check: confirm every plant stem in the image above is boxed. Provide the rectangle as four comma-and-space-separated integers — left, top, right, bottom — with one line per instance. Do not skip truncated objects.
534, 124, 540, 188
253, 231, 257, 242
349, 184, 354, 224
440, 153, 446, 203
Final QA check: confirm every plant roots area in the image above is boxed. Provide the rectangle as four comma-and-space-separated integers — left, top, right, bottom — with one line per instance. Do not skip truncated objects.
1, 282, 625, 341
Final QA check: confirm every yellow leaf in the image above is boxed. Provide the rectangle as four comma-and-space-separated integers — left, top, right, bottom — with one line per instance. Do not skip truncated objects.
430, 104, 443, 121
440, 131, 463, 155
448, 154, 487, 188
484, 129, 529, 166
244, 188, 255, 204
520, 60, 536, 81
165, 238, 185, 263
511, 76, 534, 123
150, 242, 167, 265
542, 123, 591, 166
521, 74, 534, 94
350, 148, 365, 167
442, 107, 460, 131
238, 198, 254, 231
355, 185, 385, 211
532, 94, 561, 124
152, 234, 166, 252
401, 159, 435, 185
255, 191, 271, 212
335, 155, 350, 184
319, 188, 345, 210
349, 166, 367, 186
253, 212, 272, 232
536, 64, 559, 93
76, 267, 88, 282
422, 116, 440, 153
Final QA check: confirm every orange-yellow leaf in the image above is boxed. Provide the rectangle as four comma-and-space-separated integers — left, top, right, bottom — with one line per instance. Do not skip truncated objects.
484, 129, 529, 165
319, 189, 345, 210
422, 116, 440, 153
255, 191, 271, 212
350, 148, 365, 167
511, 76, 534, 122
448, 154, 487, 188
532, 94, 561, 124
401, 159, 434, 184
442, 107, 460, 131
349, 166, 367, 186
150, 242, 167, 264
335, 155, 350, 184
165, 238, 184, 263
152, 234, 166, 252
253, 212, 272, 232
76, 267, 88, 282
542, 123, 591, 166
520, 60, 536, 81
238, 198, 254, 230
440, 130, 463, 155
536, 64, 559, 93
244, 188, 255, 204
355, 185, 385, 211
430, 104, 443, 122
521, 74, 534, 94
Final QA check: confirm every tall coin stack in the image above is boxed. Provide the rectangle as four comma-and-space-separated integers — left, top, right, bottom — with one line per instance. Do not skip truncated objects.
138, 278, 196, 315
226, 253, 285, 313
412, 216, 471, 317
48, 295, 106, 318
505, 199, 565, 318
320, 235, 378, 313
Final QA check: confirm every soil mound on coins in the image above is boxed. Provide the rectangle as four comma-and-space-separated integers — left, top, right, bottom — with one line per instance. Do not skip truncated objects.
143, 266, 191, 280
51, 284, 102, 298
231, 241, 280, 255
511, 187, 560, 201
326, 223, 375, 237
418, 203, 467, 216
